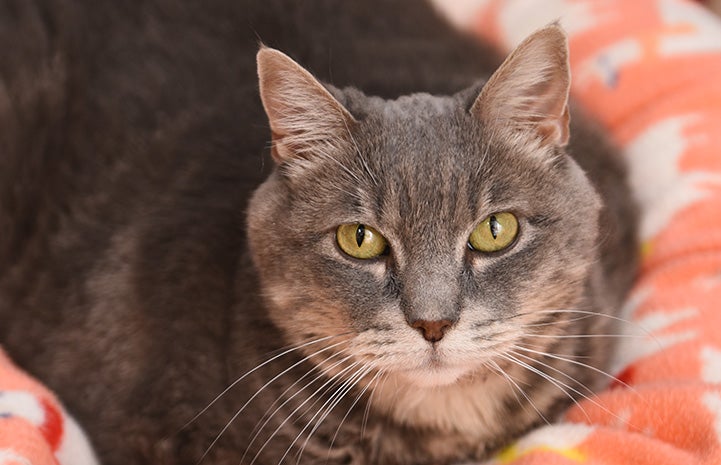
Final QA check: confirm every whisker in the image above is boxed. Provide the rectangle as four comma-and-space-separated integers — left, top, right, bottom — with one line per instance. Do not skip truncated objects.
197, 338, 349, 465
341, 116, 378, 186
241, 348, 352, 463
178, 334, 344, 435
510, 308, 643, 332
488, 360, 551, 426
296, 364, 375, 464
522, 309, 653, 335
484, 361, 529, 417
329, 367, 383, 451
520, 314, 596, 327
503, 351, 639, 427
361, 370, 387, 439
508, 350, 593, 422
501, 353, 589, 422
513, 343, 636, 392
521, 333, 646, 339
249, 359, 361, 465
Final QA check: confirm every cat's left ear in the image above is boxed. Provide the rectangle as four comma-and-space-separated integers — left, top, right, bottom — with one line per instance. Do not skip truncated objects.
470, 24, 570, 147
257, 47, 357, 163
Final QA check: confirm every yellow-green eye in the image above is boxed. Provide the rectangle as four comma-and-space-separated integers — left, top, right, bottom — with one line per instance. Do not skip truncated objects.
468, 212, 519, 253
336, 224, 388, 259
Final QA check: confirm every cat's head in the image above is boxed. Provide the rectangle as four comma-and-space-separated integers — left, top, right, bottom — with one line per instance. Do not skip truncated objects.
248, 25, 601, 389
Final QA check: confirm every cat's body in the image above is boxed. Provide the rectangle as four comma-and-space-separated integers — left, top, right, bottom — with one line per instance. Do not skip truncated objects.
0, 1, 637, 464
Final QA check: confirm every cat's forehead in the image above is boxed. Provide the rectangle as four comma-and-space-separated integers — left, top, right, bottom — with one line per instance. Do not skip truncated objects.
353, 91, 478, 165
342, 94, 488, 239
379, 93, 460, 119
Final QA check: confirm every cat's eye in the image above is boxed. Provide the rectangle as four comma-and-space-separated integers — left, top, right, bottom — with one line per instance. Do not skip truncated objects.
468, 212, 519, 253
336, 224, 388, 259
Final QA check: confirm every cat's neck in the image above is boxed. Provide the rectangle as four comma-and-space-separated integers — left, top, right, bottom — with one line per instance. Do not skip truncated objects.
370, 369, 547, 438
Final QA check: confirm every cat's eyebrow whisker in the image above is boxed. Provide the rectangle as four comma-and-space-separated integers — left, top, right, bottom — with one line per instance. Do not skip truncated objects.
316, 146, 364, 185
196, 338, 351, 465
241, 348, 353, 463
474, 140, 492, 178
487, 360, 551, 426
341, 115, 379, 187
249, 359, 362, 465
178, 333, 347, 436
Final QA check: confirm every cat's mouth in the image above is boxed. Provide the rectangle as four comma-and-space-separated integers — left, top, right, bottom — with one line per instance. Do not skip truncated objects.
399, 362, 473, 388
396, 351, 476, 388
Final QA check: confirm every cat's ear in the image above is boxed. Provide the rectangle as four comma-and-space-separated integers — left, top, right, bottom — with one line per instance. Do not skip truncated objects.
257, 47, 356, 163
470, 24, 570, 147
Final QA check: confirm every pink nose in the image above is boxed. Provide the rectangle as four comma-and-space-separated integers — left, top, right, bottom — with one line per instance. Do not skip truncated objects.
410, 319, 453, 343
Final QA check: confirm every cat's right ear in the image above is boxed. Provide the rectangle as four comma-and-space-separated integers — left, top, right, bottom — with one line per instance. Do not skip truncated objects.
257, 47, 356, 163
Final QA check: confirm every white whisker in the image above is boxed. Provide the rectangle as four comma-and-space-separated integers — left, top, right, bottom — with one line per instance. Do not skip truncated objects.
341, 116, 378, 186
361, 370, 387, 439
501, 352, 589, 421
179, 334, 343, 435
329, 367, 383, 451
507, 350, 592, 422
502, 351, 636, 427
523, 333, 645, 339
488, 359, 551, 426
250, 359, 360, 465
520, 314, 596, 327
197, 338, 349, 465
513, 343, 636, 392
294, 364, 375, 464
241, 348, 352, 463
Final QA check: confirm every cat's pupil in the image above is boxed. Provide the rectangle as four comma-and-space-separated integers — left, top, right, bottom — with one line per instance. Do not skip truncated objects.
356, 224, 366, 247
489, 215, 500, 239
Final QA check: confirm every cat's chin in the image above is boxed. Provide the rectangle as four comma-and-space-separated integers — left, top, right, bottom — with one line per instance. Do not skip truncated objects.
398, 364, 472, 388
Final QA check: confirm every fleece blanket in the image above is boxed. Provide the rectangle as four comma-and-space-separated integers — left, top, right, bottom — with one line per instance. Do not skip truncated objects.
3, 0, 721, 464
430, 0, 721, 463
0, 350, 97, 465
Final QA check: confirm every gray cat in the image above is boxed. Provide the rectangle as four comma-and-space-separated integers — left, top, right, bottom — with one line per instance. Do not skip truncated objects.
0, 1, 636, 464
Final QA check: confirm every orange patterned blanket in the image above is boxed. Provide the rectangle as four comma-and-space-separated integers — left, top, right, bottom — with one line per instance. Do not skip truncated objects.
0, 350, 97, 465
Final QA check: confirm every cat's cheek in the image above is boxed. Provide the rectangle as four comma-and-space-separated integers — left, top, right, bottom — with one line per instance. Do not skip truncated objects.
262, 282, 356, 341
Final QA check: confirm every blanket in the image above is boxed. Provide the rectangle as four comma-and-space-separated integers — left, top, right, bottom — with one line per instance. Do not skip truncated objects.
3, 0, 721, 464
0, 350, 97, 465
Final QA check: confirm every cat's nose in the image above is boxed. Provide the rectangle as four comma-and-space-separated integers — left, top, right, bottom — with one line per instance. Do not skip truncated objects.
410, 319, 453, 343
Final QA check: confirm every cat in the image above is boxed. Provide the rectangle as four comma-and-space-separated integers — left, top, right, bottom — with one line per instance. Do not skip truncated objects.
0, 0, 637, 464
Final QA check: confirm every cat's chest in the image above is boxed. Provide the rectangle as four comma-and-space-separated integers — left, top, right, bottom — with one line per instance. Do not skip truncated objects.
357, 375, 514, 463
371, 373, 507, 435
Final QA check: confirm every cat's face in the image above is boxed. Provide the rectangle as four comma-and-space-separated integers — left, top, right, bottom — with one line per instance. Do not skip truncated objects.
248, 26, 601, 390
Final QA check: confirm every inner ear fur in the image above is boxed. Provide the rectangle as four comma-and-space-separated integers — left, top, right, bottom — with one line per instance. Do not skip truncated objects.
257, 47, 357, 163
470, 24, 571, 147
